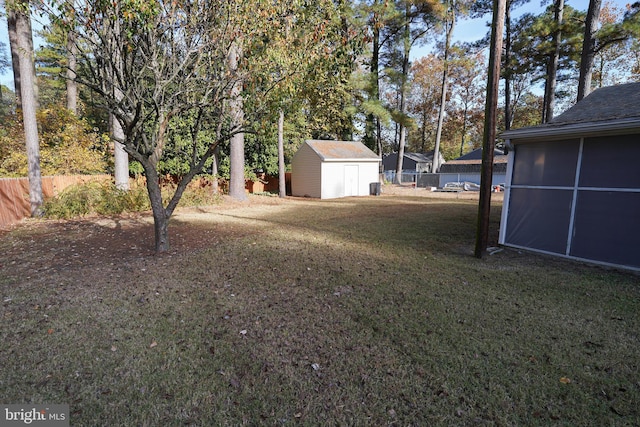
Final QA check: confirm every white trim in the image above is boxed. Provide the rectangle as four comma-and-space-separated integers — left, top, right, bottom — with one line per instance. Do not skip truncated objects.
509, 185, 640, 193
498, 145, 515, 245
501, 118, 640, 142
566, 138, 584, 256
323, 158, 380, 163
501, 243, 640, 273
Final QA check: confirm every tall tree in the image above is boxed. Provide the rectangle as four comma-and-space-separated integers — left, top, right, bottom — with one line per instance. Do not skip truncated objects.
360, 0, 399, 155
408, 55, 443, 153
227, 40, 247, 202
394, 4, 411, 184
543, 0, 564, 122
65, 27, 77, 113
577, 0, 603, 100
389, 0, 442, 183
472, 0, 530, 130
7, 0, 43, 216
449, 46, 485, 156
577, 0, 640, 100
433, 0, 466, 173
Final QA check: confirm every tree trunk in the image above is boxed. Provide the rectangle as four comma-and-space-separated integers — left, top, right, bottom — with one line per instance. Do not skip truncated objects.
578, 0, 602, 101
277, 109, 286, 198
228, 41, 247, 201
460, 97, 469, 157
475, 0, 506, 258
544, 0, 564, 122
7, 10, 22, 111
433, 0, 456, 173
211, 146, 220, 195
504, 5, 512, 130
111, 114, 129, 190
66, 30, 78, 114
394, 5, 411, 185
365, 7, 381, 153
10, 4, 43, 217
144, 164, 170, 252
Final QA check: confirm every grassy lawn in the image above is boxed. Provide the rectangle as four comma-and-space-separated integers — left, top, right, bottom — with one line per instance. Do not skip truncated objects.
1, 193, 639, 425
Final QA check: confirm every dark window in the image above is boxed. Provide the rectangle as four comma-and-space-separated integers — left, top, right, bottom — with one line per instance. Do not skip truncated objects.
505, 188, 574, 254
570, 191, 640, 268
512, 140, 580, 187
579, 135, 640, 188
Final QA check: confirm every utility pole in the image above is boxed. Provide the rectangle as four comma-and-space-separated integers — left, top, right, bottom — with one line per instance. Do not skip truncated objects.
475, 0, 506, 258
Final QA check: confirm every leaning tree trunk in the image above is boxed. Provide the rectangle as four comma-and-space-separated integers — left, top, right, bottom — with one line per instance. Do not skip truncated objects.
433, 1, 456, 173
9, 3, 43, 216
277, 109, 286, 198
577, 0, 602, 101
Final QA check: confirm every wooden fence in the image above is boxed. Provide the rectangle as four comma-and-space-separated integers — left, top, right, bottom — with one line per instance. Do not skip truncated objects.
0, 173, 292, 229
0, 175, 111, 228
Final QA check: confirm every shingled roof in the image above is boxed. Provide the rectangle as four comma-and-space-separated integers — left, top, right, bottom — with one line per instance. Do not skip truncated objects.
305, 140, 380, 161
502, 83, 640, 142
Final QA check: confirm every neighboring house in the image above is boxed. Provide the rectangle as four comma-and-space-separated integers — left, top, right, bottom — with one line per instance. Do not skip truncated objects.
439, 148, 507, 187
499, 82, 640, 271
382, 151, 445, 173
291, 140, 381, 199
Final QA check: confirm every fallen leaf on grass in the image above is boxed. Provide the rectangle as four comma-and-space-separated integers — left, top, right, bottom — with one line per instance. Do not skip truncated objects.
150, 341, 158, 348
559, 377, 571, 384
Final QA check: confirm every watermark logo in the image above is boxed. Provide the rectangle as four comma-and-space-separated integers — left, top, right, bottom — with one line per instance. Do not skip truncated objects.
1, 405, 69, 427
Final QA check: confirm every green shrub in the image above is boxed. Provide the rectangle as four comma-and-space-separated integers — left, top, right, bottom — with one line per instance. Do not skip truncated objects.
43, 182, 99, 218
44, 180, 150, 219
43, 178, 218, 220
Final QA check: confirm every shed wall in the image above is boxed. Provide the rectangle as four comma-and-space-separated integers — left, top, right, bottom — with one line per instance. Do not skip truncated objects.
291, 144, 322, 198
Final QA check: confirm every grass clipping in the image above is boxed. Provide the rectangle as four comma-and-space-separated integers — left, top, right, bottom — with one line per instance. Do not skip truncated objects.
1, 194, 639, 425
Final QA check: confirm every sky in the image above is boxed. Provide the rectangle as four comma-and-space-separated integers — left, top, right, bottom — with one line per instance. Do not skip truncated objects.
0, 0, 634, 90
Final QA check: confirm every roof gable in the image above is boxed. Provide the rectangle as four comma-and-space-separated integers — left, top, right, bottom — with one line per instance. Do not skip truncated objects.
305, 140, 380, 161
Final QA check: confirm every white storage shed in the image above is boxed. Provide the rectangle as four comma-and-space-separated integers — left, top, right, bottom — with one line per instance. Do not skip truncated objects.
291, 140, 381, 199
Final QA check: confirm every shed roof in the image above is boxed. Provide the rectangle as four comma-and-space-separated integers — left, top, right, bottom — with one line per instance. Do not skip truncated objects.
501, 83, 640, 142
305, 140, 380, 161
440, 155, 508, 173
456, 148, 504, 160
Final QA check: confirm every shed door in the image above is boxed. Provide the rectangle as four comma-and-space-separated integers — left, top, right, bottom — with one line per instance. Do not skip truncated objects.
344, 165, 359, 196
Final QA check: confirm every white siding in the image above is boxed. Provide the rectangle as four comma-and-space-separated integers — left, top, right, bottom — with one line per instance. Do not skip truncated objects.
321, 161, 379, 199
292, 140, 381, 199
291, 144, 322, 198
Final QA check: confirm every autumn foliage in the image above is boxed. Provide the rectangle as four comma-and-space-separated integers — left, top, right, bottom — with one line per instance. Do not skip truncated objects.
0, 108, 108, 177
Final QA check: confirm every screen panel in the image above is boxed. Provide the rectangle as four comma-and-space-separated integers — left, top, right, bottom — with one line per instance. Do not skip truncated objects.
570, 191, 640, 268
512, 140, 580, 187
505, 188, 574, 254
579, 135, 640, 189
